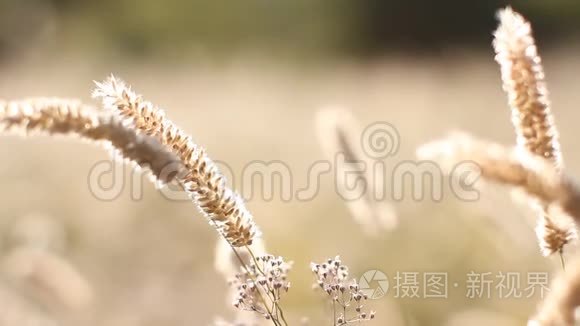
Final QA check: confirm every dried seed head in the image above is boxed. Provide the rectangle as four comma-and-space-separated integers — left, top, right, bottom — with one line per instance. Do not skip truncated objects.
93, 76, 259, 246
494, 7, 562, 167
493, 7, 573, 256
536, 213, 576, 257
0, 98, 182, 185
417, 134, 580, 234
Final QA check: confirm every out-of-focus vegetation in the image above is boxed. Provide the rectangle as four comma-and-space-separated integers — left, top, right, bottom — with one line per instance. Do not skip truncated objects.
1, 0, 580, 60
1, 1, 580, 325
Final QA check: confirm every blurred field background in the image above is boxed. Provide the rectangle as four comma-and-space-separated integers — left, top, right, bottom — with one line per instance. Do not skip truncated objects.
1, 0, 580, 325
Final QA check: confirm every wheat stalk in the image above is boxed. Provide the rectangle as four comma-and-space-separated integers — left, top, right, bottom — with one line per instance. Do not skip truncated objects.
493, 7, 573, 256
0, 98, 182, 185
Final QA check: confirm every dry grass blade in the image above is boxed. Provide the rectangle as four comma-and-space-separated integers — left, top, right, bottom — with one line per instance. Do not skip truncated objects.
315, 107, 397, 235
0, 98, 182, 185
493, 7, 572, 256
93, 76, 259, 247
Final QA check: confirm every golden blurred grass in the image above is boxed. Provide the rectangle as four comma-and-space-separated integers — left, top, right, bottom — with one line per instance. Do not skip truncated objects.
1, 50, 580, 325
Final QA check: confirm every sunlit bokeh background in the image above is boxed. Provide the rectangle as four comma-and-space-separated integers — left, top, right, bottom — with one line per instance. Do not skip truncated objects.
1, 1, 580, 325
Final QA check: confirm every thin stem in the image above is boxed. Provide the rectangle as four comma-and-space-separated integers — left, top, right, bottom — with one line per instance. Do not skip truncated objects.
278, 302, 289, 326
246, 247, 289, 326
272, 286, 289, 326
237, 247, 280, 326
559, 249, 566, 271
210, 222, 278, 326
333, 300, 337, 326
238, 247, 281, 326
338, 317, 370, 325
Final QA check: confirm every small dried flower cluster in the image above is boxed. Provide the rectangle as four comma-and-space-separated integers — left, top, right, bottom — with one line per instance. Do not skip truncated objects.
311, 256, 376, 325
230, 255, 291, 321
